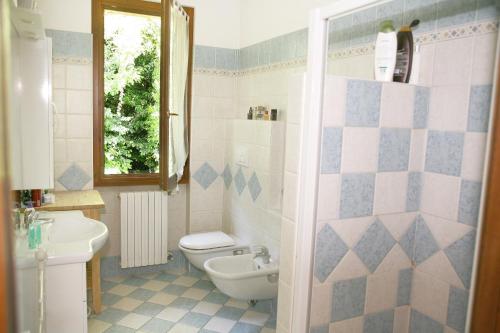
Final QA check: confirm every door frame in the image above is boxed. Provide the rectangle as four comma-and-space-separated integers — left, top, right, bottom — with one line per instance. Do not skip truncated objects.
470, 33, 500, 332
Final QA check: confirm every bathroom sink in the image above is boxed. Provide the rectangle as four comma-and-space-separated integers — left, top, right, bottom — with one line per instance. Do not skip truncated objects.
16, 210, 108, 266
204, 253, 279, 300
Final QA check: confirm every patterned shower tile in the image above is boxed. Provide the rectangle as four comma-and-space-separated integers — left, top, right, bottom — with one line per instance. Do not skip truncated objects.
353, 219, 396, 272
446, 286, 469, 333
399, 220, 416, 260
378, 128, 411, 172
414, 215, 440, 265
363, 309, 394, 333
406, 172, 422, 212
409, 309, 444, 333
57, 163, 91, 190
321, 127, 343, 174
396, 268, 413, 306
345, 80, 382, 127
234, 168, 247, 195
437, 0, 476, 28
458, 180, 482, 226
193, 162, 219, 190
314, 224, 349, 282
467, 85, 492, 132
339, 173, 376, 219
221, 164, 233, 189
414, 86, 431, 129
444, 230, 476, 289
331, 276, 367, 322
425, 130, 465, 177
247, 172, 262, 202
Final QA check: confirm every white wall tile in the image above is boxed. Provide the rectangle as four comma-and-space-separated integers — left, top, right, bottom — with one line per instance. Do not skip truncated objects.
276, 281, 292, 330
341, 127, 379, 173
420, 173, 461, 221
279, 218, 296, 286
428, 85, 469, 131
52, 64, 66, 89
285, 123, 300, 173
66, 114, 92, 138
54, 114, 66, 138
66, 90, 92, 114
461, 132, 487, 181
328, 316, 364, 333
471, 33, 498, 85
52, 89, 66, 114
380, 83, 414, 128
365, 270, 398, 314
411, 270, 450, 324
418, 44, 435, 86
317, 174, 341, 221
373, 172, 409, 215
66, 139, 93, 163
432, 37, 474, 86
53, 139, 67, 163
66, 64, 92, 90
323, 75, 346, 127
393, 306, 410, 333
282, 171, 298, 221
309, 283, 332, 327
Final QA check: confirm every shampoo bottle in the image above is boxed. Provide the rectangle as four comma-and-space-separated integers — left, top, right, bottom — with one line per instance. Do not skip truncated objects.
394, 20, 420, 83
374, 20, 397, 82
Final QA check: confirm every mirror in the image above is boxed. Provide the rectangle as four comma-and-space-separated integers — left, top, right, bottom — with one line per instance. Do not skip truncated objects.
167, 4, 192, 188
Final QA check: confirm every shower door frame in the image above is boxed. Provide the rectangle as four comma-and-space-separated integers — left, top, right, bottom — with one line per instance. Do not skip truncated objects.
293, 1, 390, 331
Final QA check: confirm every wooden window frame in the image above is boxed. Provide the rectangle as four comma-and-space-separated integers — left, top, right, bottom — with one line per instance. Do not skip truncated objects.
92, 0, 193, 187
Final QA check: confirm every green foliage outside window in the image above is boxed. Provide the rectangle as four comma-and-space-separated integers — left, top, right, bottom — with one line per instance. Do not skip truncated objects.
103, 16, 161, 174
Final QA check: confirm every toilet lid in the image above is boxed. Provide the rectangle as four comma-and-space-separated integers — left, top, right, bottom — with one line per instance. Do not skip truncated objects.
180, 231, 236, 250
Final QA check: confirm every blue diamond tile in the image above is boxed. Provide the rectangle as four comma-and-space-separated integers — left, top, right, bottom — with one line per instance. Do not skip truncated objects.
397, 268, 413, 306
57, 163, 91, 190
458, 180, 482, 226
468, 85, 492, 132
331, 276, 367, 322
447, 286, 469, 333
444, 230, 476, 289
234, 168, 247, 195
339, 173, 376, 219
425, 130, 465, 177
321, 127, 343, 174
345, 79, 382, 127
221, 164, 233, 189
247, 172, 262, 202
414, 215, 440, 265
378, 128, 411, 172
414, 86, 430, 129
193, 162, 219, 190
410, 309, 444, 333
400, 220, 416, 260
363, 309, 394, 333
314, 224, 349, 282
353, 219, 396, 272
406, 172, 422, 212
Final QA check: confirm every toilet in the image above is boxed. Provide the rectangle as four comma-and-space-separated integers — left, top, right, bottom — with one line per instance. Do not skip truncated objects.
178, 231, 249, 271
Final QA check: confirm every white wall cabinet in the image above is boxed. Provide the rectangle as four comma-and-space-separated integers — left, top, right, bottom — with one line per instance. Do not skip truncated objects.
9, 34, 54, 190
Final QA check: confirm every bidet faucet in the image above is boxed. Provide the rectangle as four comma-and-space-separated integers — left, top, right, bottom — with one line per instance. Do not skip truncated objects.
253, 245, 270, 264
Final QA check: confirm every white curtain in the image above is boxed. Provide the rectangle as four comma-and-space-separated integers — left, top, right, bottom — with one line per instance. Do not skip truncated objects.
168, 3, 189, 187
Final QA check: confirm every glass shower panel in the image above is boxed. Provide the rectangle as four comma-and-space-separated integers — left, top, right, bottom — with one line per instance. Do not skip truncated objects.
308, 1, 498, 332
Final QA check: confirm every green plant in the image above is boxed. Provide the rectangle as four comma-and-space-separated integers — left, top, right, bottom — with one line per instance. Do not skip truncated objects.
103, 20, 160, 174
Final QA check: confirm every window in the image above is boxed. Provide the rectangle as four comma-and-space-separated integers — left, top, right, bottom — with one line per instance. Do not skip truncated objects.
92, 0, 193, 187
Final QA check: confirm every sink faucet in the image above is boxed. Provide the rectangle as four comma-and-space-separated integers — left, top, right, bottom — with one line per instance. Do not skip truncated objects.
253, 245, 271, 264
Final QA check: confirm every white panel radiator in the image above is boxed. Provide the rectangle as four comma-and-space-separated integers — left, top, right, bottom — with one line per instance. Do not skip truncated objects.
119, 191, 168, 268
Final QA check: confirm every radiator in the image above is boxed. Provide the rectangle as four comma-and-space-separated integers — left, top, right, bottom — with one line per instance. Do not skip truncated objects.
119, 191, 168, 268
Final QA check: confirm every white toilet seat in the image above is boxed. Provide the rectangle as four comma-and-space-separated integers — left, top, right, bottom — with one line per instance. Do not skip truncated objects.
179, 231, 235, 250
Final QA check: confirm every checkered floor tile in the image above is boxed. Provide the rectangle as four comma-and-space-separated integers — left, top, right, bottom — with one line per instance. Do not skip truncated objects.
89, 270, 277, 333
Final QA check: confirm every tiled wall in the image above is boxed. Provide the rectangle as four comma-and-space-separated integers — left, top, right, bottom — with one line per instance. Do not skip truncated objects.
221, 119, 285, 258
309, 68, 493, 332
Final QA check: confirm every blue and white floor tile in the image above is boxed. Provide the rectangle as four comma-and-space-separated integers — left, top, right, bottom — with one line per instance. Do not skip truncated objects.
89, 270, 277, 333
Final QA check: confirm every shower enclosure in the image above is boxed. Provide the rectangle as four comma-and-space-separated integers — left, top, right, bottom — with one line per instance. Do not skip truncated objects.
290, 0, 499, 332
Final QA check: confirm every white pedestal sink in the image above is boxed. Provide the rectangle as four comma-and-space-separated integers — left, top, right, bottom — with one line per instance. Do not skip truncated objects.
15, 210, 108, 333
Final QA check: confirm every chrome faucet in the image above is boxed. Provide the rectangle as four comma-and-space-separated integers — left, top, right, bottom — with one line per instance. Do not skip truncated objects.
253, 245, 271, 264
